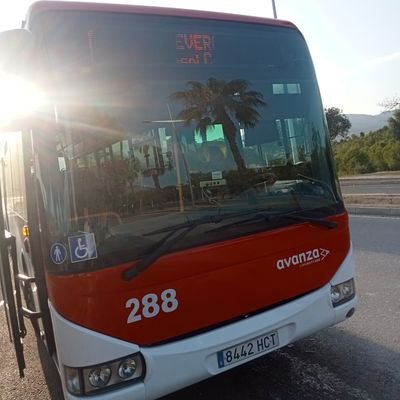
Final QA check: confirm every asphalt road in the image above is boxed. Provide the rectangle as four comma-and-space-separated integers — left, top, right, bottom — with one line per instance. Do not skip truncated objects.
341, 183, 400, 195
0, 215, 399, 400
340, 180, 400, 195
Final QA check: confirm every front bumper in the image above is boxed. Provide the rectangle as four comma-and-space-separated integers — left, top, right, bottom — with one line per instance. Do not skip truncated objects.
51, 250, 356, 400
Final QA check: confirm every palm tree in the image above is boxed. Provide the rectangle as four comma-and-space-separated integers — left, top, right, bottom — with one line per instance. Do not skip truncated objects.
171, 78, 266, 175
135, 142, 164, 191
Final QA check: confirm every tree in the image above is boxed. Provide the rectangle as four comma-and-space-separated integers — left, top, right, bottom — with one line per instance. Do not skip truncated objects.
388, 108, 400, 140
331, 127, 400, 175
171, 77, 265, 175
380, 96, 400, 111
325, 107, 352, 140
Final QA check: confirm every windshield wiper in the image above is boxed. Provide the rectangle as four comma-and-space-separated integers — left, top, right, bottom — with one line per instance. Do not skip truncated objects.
297, 174, 338, 201
205, 209, 338, 234
122, 208, 271, 281
277, 213, 338, 228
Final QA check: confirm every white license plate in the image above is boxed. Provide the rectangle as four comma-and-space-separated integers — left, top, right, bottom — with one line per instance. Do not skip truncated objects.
217, 331, 279, 368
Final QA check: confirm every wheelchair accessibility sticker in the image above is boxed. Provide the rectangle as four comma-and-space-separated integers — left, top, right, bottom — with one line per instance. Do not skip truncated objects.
50, 243, 67, 265
68, 233, 98, 263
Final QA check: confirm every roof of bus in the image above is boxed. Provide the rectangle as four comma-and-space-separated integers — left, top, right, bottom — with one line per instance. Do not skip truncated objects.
26, 1, 298, 30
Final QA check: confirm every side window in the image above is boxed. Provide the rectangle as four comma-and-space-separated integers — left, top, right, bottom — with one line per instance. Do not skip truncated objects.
0, 133, 27, 222
189, 124, 229, 170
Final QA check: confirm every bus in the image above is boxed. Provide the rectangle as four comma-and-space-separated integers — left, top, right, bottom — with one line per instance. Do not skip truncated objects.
0, 1, 357, 399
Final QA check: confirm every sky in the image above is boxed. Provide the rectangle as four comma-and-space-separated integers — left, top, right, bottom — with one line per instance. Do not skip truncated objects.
1, 0, 399, 115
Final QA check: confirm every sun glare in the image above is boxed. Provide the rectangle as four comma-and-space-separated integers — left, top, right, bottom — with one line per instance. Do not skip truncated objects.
0, 73, 45, 126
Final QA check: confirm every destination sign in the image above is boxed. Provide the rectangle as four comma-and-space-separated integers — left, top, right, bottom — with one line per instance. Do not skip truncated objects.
176, 33, 215, 65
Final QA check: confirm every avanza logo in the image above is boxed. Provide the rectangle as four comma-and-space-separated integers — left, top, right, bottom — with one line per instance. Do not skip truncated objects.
276, 248, 330, 270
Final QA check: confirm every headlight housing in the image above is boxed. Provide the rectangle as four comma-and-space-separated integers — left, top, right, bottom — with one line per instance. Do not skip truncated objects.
64, 353, 145, 396
331, 278, 355, 307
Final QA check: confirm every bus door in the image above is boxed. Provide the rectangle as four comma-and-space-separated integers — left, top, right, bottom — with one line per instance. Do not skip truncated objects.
0, 128, 57, 378
0, 29, 55, 377
0, 197, 26, 377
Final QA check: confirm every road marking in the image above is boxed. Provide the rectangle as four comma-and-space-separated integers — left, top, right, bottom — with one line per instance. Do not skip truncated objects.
344, 193, 400, 196
0, 300, 4, 307
350, 214, 400, 220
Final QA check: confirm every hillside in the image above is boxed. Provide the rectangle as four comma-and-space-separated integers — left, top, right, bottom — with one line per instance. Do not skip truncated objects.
346, 111, 393, 134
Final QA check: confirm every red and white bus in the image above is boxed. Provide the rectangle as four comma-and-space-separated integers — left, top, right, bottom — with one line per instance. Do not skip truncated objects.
0, 1, 356, 399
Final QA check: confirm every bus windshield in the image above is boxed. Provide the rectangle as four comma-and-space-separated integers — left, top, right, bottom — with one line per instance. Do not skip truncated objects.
31, 11, 343, 272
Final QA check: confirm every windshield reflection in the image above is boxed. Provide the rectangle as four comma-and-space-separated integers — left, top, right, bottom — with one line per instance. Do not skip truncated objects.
31, 11, 343, 271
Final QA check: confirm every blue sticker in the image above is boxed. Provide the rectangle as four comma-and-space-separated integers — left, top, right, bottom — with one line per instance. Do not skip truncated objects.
217, 351, 225, 368
50, 243, 67, 265
68, 233, 98, 263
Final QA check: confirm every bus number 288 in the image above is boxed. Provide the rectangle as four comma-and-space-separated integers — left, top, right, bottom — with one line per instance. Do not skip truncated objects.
126, 289, 178, 323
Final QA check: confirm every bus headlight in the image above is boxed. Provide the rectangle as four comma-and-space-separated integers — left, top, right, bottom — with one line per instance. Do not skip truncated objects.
88, 365, 112, 388
331, 278, 355, 307
65, 366, 82, 395
118, 357, 137, 379
64, 353, 145, 396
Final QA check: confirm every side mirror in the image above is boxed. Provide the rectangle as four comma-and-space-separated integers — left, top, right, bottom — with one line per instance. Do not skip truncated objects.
0, 29, 34, 73
0, 29, 38, 132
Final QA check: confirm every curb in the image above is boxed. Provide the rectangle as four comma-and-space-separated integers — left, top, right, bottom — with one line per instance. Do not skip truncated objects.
340, 179, 400, 185
345, 205, 400, 217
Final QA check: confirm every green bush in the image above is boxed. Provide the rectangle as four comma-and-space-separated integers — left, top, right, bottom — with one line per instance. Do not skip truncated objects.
332, 127, 400, 175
